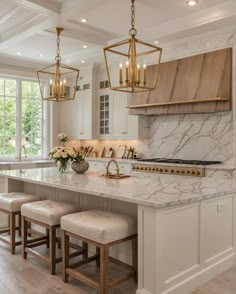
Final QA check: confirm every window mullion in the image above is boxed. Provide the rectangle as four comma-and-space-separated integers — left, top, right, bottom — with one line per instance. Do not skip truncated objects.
16, 78, 22, 157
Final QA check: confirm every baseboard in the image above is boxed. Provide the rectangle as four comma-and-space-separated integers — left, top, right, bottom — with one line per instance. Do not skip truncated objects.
136, 253, 235, 294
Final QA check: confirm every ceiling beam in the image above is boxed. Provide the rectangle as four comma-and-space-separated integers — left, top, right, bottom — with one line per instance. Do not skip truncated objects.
0, 7, 20, 25
10, 0, 60, 17
0, 18, 56, 51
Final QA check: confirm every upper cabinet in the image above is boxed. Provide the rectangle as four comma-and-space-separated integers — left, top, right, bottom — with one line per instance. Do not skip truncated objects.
128, 48, 232, 115
59, 65, 145, 140
59, 65, 97, 139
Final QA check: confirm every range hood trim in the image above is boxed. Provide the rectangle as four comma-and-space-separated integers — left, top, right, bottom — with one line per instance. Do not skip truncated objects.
128, 97, 229, 109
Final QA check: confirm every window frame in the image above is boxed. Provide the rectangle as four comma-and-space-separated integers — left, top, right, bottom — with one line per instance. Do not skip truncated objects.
0, 75, 47, 160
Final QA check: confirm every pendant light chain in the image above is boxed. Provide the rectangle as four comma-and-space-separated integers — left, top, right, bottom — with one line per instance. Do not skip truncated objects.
129, 0, 137, 37
55, 29, 61, 63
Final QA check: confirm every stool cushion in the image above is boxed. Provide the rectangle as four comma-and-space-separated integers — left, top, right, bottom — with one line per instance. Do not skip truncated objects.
61, 210, 137, 244
0, 192, 40, 212
21, 200, 78, 226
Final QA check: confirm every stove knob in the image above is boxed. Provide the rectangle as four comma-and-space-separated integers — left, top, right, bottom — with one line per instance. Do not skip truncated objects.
182, 170, 185, 174
152, 168, 156, 171
165, 169, 168, 172
160, 169, 163, 172
196, 171, 200, 175
149, 168, 152, 171
136, 167, 139, 170
145, 167, 148, 170
140, 167, 143, 170
171, 169, 174, 173
187, 171, 190, 174
192, 171, 195, 175
176, 170, 180, 174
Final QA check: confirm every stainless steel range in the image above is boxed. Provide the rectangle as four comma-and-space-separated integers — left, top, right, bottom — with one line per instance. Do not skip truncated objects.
132, 158, 222, 177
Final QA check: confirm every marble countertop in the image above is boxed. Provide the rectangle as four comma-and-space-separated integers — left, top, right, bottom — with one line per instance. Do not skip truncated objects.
0, 167, 235, 209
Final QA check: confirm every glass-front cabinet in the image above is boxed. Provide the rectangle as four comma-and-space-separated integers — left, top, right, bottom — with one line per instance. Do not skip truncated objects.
99, 94, 111, 135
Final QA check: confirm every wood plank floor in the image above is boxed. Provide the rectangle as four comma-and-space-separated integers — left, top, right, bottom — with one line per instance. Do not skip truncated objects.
0, 243, 235, 293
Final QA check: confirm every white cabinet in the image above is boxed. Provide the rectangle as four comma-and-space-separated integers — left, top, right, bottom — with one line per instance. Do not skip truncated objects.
138, 194, 236, 294
59, 65, 146, 140
113, 91, 141, 139
97, 80, 145, 139
59, 65, 97, 139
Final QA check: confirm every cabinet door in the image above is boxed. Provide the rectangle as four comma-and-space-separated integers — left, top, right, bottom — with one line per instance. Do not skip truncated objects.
202, 195, 234, 263
60, 91, 92, 139
98, 92, 113, 137
113, 92, 139, 139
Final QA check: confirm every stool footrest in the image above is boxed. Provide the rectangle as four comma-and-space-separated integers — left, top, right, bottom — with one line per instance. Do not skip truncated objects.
109, 256, 134, 272
66, 268, 100, 289
27, 240, 48, 248
70, 254, 99, 269
25, 247, 49, 264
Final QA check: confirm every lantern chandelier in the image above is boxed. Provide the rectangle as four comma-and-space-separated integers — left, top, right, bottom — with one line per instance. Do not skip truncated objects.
103, 0, 162, 93
36, 27, 80, 102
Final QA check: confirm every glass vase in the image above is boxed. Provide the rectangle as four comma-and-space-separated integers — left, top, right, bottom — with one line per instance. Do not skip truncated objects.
57, 161, 68, 173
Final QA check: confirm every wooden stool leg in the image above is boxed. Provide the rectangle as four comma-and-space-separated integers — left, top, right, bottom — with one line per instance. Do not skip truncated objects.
22, 216, 28, 259
62, 230, 69, 283
49, 226, 56, 275
28, 222, 31, 237
100, 245, 109, 294
8, 215, 10, 235
132, 238, 138, 283
9, 212, 16, 255
82, 241, 88, 259
96, 247, 100, 268
46, 228, 49, 248
18, 214, 21, 237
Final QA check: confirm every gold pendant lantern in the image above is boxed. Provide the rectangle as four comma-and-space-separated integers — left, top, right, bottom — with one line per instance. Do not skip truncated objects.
103, 0, 162, 93
36, 27, 80, 102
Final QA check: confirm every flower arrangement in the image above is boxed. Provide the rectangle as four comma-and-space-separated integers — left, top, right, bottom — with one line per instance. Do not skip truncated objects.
57, 133, 68, 146
49, 146, 76, 173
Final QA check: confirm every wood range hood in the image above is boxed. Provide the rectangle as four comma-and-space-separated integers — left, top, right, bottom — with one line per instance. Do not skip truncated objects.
128, 48, 232, 115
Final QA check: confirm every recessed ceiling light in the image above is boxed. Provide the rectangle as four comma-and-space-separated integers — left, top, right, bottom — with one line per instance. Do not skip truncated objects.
81, 18, 88, 23
40, 54, 44, 57
17, 52, 22, 55
81, 60, 85, 63
154, 40, 159, 44
83, 45, 87, 49
186, 0, 199, 6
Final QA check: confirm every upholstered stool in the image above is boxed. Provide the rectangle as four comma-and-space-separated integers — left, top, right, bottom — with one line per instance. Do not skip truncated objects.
21, 200, 83, 275
61, 210, 137, 294
0, 192, 40, 254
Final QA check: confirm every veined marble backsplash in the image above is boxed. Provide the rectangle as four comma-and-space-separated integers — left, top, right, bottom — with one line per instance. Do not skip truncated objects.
147, 111, 233, 165
66, 111, 233, 167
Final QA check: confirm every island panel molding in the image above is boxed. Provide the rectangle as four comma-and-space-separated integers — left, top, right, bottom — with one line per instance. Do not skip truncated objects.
128, 48, 232, 115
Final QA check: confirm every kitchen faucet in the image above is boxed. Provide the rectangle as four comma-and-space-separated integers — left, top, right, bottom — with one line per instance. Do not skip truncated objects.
16, 144, 27, 161
105, 160, 120, 178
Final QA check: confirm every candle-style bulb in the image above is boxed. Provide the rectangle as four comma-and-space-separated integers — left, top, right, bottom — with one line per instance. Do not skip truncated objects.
143, 64, 147, 86
119, 63, 123, 86
125, 61, 129, 85
49, 79, 53, 96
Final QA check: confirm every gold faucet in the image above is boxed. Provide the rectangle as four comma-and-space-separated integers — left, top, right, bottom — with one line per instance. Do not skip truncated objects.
16, 144, 27, 161
105, 160, 120, 178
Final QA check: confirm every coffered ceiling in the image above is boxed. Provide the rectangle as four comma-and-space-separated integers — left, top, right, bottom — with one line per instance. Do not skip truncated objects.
0, 0, 235, 68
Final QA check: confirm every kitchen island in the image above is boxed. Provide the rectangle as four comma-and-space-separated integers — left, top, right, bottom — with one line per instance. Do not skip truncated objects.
0, 167, 235, 294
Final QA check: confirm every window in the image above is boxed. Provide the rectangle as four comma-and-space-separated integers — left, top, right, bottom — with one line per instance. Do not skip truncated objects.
0, 76, 45, 158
